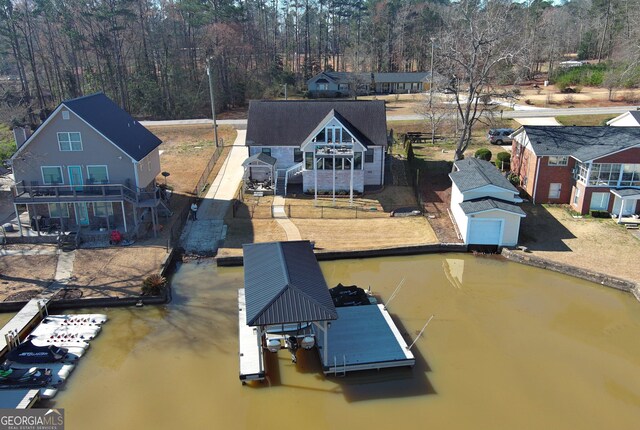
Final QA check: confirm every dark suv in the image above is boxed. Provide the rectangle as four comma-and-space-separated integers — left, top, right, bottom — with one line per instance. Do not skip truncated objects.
487, 128, 514, 145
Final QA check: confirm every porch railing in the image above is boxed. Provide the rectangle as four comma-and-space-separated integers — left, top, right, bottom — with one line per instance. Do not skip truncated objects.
12, 180, 160, 207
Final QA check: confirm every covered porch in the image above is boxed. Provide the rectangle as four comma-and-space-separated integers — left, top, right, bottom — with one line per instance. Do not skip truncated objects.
610, 188, 640, 224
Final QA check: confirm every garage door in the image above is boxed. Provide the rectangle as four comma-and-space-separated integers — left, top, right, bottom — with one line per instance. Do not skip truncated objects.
467, 219, 503, 245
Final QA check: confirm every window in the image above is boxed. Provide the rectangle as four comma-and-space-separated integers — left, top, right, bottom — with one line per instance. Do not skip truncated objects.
549, 183, 562, 199
590, 192, 610, 211
318, 83, 329, 91
338, 83, 349, 91
57, 132, 82, 151
305, 152, 314, 170
294, 149, 303, 163
87, 165, 109, 184
41, 166, 63, 184
573, 187, 580, 205
548, 156, 568, 166
261, 147, 271, 157
62, 111, 69, 120
354, 152, 362, 169
588, 163, 621, 186
48, 203, 69, 218
93, 202, 114, 217
620, 164, 640, 187
575, 162, 589, 183
365, 149, 374, 163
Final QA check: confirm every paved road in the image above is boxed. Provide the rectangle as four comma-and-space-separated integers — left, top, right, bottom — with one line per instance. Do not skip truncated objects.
140, 105, 639, 127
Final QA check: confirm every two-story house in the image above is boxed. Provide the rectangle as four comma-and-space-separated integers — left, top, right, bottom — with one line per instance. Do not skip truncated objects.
245, 100, 387, 202
10, 92, 164, 237
511, 126, 640, 219
449, 158, 525, 247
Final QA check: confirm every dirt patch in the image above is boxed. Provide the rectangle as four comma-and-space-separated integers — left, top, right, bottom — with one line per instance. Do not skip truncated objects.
69, 245, 169, 298
0, 252, 57, 301
518, 204, 640, 284
217, 219, 288, 258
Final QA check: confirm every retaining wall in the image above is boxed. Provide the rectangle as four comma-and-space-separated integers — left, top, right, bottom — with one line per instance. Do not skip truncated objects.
501, 248, 638, 293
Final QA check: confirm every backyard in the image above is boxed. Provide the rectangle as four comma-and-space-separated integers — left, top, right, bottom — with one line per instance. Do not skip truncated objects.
0, 124, 237, 302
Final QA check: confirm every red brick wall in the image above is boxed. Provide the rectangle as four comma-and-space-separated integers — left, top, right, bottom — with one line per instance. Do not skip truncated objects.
594, 147, 640, 163
531, 157, 575, 204
511, 143, 537, 198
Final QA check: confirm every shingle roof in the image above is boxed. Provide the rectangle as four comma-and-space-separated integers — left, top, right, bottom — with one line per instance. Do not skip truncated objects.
450, 158, 518, 193
311, 72, 433, 84
243, 241, 338, 326
459, 198, 526, 216
246, 100, 387, 148
242, 152, 277, 167
63, 93, 162, 161
521, 126, 640, 161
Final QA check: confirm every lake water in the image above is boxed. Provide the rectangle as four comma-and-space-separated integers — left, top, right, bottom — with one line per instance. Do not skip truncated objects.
44, 254, 640, 429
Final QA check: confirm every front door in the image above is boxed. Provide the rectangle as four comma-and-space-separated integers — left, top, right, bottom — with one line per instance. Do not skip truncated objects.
68, 166, 83, 191
74, 203, 89, 226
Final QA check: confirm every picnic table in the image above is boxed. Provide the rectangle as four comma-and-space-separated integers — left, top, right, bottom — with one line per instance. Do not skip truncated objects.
404, 132, 444, 145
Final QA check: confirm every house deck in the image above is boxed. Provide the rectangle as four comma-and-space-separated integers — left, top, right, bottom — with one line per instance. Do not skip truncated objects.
315, 304, 415, 375
238, 289, 265, 382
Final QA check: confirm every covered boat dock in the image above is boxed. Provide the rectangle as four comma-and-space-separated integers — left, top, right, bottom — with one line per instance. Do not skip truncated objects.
238, 240, 415, 383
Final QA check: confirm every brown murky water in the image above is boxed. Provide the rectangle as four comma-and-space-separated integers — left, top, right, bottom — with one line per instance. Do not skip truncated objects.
46, 254, 640, 429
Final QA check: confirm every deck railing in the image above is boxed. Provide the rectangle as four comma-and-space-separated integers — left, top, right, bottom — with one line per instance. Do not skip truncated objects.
12, 180, 160, 207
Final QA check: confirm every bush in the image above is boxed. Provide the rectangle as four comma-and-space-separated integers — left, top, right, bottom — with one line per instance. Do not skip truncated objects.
507, 172, 520, 186
474, 148, 492, 161
590, 210, 610, 218
142, 274, 167, 296
495, 152, 511, 171
406, 141, 415, 162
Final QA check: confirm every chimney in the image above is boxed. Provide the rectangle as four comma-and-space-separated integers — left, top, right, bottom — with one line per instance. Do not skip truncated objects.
13, 127, 31, 149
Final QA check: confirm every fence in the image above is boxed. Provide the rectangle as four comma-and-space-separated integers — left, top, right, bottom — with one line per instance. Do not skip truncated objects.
167, 200, 194, 250
193, 144, 224, 198
231, 201, 414, 220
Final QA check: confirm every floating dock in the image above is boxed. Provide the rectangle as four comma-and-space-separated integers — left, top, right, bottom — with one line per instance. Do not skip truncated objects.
238, 289, 265, 382
315, 304, 415, 375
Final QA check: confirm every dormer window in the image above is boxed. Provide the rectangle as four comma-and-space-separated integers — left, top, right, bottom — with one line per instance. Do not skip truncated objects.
57, 132, 82, 151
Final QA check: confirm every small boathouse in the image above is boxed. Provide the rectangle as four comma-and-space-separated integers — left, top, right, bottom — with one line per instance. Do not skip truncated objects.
238, 240, 415, 382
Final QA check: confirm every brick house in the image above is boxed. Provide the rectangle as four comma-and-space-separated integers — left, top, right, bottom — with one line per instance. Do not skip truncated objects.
511, 126, 640, 217
245, 100, 387, 202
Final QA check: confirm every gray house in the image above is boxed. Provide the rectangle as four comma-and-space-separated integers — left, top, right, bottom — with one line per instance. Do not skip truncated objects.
10, 92, 164, 238
307, 71, 433, 97
245, 100, 387, 202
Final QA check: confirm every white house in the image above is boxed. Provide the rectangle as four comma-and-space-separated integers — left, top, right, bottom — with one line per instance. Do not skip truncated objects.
449, 158, 525, 247
245, 100, 387, 202
606, 111, 640, 127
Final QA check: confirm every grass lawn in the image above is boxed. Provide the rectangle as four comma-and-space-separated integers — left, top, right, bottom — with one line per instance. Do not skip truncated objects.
556, 114, 617, 126
518, 203, 640, 284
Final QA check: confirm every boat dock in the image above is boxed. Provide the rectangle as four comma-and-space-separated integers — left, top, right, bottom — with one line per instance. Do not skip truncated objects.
0, 298, 50, 358
0, 389, 40, 409
238, 289, 265, 382
315, 304, 415, 375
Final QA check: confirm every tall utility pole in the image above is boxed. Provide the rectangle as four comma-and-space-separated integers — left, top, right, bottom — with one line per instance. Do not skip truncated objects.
206, 57, 219, 148
429, 38, 435, 108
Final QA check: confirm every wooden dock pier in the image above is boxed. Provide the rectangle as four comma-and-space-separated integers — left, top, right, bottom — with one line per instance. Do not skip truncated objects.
0, 298, 50, 358
238, 289, 265, 382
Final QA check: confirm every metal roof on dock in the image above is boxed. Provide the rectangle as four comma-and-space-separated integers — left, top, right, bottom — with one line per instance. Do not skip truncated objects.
243, 241, 338, 326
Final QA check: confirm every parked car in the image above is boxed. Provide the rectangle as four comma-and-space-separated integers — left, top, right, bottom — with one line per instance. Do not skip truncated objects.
487, 128, 514, 145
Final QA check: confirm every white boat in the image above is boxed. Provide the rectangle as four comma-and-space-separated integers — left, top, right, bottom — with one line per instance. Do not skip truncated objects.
31, 324, 101, 341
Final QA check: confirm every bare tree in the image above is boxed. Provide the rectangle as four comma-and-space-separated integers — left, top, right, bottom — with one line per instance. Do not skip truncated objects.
437, 0, 523, 162
415, 93, 454, 146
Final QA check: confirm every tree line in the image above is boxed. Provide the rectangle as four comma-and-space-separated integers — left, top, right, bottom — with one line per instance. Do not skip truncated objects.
2, 0, 640, 127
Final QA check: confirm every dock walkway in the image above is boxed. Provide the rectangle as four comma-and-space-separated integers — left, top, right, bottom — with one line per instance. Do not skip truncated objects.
0, 298, 49, 357
238, 289, 265, 382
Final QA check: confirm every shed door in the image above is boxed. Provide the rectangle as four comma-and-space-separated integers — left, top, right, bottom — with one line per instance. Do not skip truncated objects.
468, 218, 503, 245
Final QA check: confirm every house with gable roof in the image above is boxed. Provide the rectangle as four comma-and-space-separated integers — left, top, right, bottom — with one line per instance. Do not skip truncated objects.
449, 158, 525, 247
245, 100, 387, 201
10, 92, 164, 237
511, 126, 640, 220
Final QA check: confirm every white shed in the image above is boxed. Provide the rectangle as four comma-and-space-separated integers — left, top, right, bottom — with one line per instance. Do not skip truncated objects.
449, 158, 525, 247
